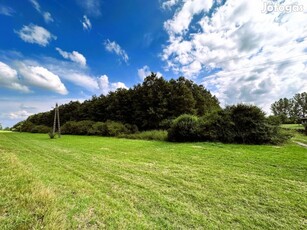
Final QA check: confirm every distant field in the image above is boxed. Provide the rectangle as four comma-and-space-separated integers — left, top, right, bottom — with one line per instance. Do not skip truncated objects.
0, 132, 306, 229
280, 124, 304, 130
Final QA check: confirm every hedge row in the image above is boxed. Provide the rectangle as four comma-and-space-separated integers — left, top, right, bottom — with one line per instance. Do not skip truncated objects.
61, 120, 138, 136
168, 104, 291, 144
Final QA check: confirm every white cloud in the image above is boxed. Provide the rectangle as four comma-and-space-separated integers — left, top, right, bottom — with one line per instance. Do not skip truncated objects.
0, 61, 30, 92
98, 75, 128, 95
162, 0, 307, 112
82, 15, 92, 30
164, 0, 214, 35
29, 0, 54, 23
137, 65, 162, 81
104, 39, 129, 64
0, 5, 15, 16
55, 48, 87, 67
162, 0, 180, 10
9, 110, 33, 119
16, 24, 56, 46
17, 63, 68, 95
76, 0, 101, 17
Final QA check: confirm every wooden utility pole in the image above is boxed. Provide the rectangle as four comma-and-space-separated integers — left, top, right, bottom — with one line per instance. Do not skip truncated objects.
52, 103, 61, 138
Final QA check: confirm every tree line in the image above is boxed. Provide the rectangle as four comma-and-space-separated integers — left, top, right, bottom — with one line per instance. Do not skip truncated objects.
18, 74, 220, 131
271, 92, 307, 123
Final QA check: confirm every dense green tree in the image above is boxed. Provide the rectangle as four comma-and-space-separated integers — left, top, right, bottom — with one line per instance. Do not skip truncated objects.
22, 74, 220, 131
271, 92, 307, 123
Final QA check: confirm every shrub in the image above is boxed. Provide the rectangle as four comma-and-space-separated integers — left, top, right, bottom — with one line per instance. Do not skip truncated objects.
88, 122, 106, 136
20, 121, 35, 132
104, 121, 129, 136
224, 104, 266, 144
267, 115, 282, 126
199, 110, 235, 143
75, 120, 95, 135
119, 130, 167, 141
31, 125, 51, 133
168, 114, 200, 142
61, 120, 94, 135
61, 121, 78, 134
48, 132, 56, 139
168, 104, 291, 145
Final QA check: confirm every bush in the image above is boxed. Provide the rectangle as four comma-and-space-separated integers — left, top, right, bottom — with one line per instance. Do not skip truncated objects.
48, 132, 56, 139
168, 114, 200, 142
61, 121, 78, 134
61, 120, 94, 135
227, 104, 270, 144
119, 130, 167, 141
199, 110, 235, 143
31, 125, 51, 133
168, 104, 291, 145
75, 120, 95, 135
267, 115, 282, 126
20, 121, 35, 132
104, 121, 129, 136
88, 122, 106, 136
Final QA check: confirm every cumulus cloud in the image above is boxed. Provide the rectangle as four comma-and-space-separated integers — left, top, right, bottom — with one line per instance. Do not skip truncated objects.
137, 65, 162, 81
82, 15, 92, 30
9, 110, 33, 119
76, 0, 101, 17
17, 63, 68, 95
0, 5, 15, 16
104, 39, 129, 64
55, 48, 87, 67
162, 0, 307, 112
29, 0, 54, 23
15, 24, 56, 46
0, 61, 30, 92
98, 75, 127, 95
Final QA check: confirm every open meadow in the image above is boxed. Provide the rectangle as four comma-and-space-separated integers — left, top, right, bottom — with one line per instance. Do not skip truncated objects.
0, 132, 306, 229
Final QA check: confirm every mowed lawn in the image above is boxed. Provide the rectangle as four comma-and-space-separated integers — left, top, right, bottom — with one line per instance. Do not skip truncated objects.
0, 132, 306, 229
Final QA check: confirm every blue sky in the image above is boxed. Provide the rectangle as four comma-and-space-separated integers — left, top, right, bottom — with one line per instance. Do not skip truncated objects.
0, 0, 307, 127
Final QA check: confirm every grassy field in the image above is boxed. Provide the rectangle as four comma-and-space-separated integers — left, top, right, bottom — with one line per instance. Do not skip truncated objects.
0, 132, 306, 229
280, 124, 305, 130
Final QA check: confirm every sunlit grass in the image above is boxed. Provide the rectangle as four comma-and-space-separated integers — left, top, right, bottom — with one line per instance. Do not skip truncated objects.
281, 123, 304, 130
0, 132, 306, 229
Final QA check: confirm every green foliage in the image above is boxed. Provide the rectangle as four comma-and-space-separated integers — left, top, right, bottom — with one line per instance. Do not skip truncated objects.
61, 121, 78, 134
271, 92, 307, 123
168, 114, 200, 142
169, 104, 290, 144
200, 110, 235, 143
61, 120, 95, 135
30, 125, 51, 133
227, 104, 269, 144
61, 120, 134, 137
119, 130, 167, 141
87, 122, 106, 136
22, 74, 220, 131
20, 121, 35, 132
267, 115, 282, 126
103, 121, 129, 136
48, 132, 56, 139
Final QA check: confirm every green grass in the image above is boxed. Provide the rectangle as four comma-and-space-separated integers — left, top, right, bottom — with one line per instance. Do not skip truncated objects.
0, 132, 306, 229
280, 124, 304, 130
